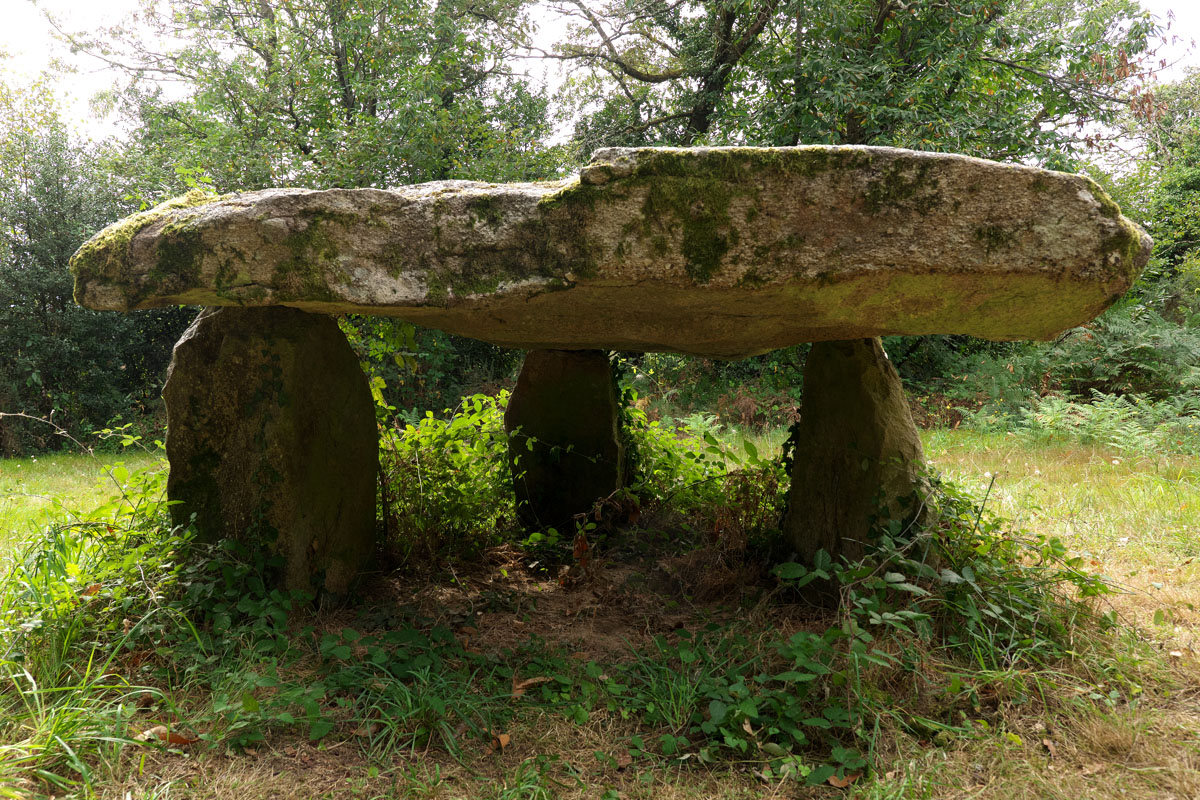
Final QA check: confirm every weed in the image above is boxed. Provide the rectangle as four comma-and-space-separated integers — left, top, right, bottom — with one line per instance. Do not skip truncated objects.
0, 419, 1193, 799
379, 393, 518, 566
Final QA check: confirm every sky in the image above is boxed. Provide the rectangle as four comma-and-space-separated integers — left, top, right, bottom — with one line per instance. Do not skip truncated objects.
1, 0, 1198, 140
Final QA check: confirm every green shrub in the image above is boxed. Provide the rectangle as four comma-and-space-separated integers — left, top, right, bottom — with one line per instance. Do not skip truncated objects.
625, 347, 806, 424
379, 393, 520, 565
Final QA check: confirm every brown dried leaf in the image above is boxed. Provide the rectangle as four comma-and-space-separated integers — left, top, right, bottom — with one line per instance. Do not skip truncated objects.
511, 675, 553, 698
136, 725, 198, 746
828, 772, 861, 788
573, 532, 590, 567
136, 725, 167, 742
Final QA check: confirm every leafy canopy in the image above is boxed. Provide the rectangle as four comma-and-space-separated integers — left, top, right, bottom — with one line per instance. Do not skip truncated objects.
547, 0, 1163, 161
67, 0, 565, 191
0, 72, 191, 452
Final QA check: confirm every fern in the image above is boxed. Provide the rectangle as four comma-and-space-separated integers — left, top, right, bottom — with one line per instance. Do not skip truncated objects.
1015, 390, 1200, 455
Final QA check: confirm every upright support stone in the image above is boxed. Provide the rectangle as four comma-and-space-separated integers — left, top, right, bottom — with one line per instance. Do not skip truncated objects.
163, 307, 377, 595
504, 349, 624, 530
783, 338, 927, 565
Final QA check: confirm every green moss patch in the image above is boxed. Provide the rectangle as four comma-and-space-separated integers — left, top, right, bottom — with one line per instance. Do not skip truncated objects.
70, 190, 223, 283
863, 160, 941, 215
974, 225, 1018, 255
271, 214, 346, 303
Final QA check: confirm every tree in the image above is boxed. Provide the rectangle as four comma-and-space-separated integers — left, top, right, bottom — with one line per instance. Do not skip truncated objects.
62, 0, 565, 192
48, 0, 573, 417
0, 72, 191, 454
544, 0, 1163, 162
1140, 72, 1200, 280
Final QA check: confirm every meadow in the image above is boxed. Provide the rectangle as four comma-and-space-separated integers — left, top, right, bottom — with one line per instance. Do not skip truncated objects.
1, 423, 1198, 800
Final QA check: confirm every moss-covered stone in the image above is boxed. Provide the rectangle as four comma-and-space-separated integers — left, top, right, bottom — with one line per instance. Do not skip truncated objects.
71, 146, 1152, 357
70, 190, 223, 288
863, 159, 941, 215
163, 307, 377, 596
974, 224, 1017, 254
272, 215, 345, 302
782, 338, 928, 590
504, 350, 624, 530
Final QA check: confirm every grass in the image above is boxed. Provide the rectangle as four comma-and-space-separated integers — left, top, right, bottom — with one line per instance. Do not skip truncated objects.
0, 450, 160, 552
3, 429, 1200, 799
925, 429, 1200, 560
924, 430, 1200, 635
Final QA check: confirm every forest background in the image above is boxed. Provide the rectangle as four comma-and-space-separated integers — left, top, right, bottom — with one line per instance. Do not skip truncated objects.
0, 0, 1198, 454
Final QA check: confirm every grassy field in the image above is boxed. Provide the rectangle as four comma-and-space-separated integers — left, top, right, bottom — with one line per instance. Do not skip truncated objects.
0, 450, 161, 551
2, 431, 1200, 799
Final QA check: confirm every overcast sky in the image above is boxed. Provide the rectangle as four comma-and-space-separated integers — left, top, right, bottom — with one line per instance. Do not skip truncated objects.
1, 0, 1197, 139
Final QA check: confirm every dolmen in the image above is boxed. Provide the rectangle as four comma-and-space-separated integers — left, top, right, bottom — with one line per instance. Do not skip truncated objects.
71, 146, 1151, 595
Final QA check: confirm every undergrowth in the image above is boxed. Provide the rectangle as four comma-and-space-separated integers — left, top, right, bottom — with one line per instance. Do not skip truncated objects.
378, 390, 785, 568
0, 411, 1152, 799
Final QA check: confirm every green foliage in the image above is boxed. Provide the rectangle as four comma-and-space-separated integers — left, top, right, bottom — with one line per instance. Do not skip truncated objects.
553, 0, 1159, 159
916, 296, 1200, 452
1013, 391, 1200, 455
622, 401, 750, 514
915, 473, 1112, 663
73, 0, 565, 193
379, 393, 519, 565
0, 83, 191, 455
0, 450, 179, 793
0, 412, 1132, 795
342, 319, 523, 419
625, 348, 806, 430
1041, 305, 1200, 399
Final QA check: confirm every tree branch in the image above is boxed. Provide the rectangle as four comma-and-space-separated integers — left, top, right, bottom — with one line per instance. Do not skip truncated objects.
980, 56, 1128, 104
566, 0, 687, 83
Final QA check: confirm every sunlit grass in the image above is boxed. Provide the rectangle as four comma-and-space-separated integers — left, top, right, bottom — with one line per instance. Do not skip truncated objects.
0, 451, 159, 553
923, 428, 1200, 662
5, 427, 1200, 799
923, 429, 1200, 563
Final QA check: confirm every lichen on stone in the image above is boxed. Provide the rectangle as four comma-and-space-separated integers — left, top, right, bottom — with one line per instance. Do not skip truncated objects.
974, 225, 1017, 255
69, 146, 1154, 355
71, 190, 223, 283
271, 212, 354, 302
862, 159, 941, 215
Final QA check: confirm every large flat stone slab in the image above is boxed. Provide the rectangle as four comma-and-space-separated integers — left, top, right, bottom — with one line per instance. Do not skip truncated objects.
72, 146, 1151, 359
